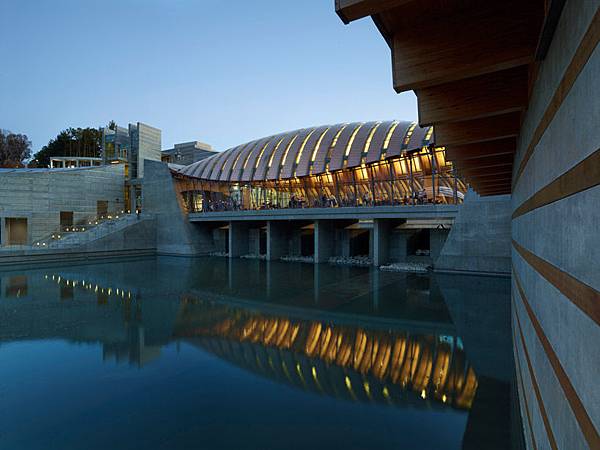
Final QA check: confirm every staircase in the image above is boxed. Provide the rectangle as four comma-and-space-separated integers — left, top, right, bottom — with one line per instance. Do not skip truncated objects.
33, 213, 153, 249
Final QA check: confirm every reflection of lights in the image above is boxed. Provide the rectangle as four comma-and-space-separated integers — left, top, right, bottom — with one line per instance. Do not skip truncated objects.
363, 381, 371, 398
311, 366, 317, 380
442, 394, 447, 403
421, 389, 426, 399
382, 386, 390, 398
345, 376, 352, 390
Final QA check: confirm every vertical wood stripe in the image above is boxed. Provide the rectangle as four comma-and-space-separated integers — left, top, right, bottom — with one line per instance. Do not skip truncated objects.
513, 267, 600, 449
514, 6, 600, 185
513, 317, 539, 450
512, 239, 600, 327
512, 146, 600, 219
513, 298, 559, 450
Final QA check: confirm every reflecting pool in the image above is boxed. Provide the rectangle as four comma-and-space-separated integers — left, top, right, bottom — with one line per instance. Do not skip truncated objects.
0, 257, 520, 450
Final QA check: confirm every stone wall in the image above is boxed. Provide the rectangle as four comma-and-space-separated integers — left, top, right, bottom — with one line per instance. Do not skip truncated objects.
0, 165, 125, 245
511, 1, 600, 448
435, 190, 511, 275
143, 160, 216, 255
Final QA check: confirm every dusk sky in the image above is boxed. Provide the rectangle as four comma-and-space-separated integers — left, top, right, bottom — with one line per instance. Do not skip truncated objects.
0, 0, 417, 153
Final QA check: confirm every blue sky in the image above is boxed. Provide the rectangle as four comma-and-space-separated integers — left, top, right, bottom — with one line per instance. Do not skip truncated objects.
0, 0, 416, 152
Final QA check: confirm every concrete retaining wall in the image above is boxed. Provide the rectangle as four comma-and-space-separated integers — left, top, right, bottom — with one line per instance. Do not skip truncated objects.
435, 191, 511, 275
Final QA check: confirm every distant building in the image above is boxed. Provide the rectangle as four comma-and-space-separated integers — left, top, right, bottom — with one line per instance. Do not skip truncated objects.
49, 156, 102, 168
161, 141, 217, 166
101, 122, 161, 212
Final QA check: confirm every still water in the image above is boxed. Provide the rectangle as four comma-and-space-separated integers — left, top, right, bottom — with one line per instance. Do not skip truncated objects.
0, 257, 519, 450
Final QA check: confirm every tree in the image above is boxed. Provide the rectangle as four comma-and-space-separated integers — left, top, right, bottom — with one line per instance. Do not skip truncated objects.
30, 127, 103, 168
0, 130, 31, 168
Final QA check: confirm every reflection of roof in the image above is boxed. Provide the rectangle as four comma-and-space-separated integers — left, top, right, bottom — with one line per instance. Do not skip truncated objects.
175, 298, 477, 410
179, 121, 433, 182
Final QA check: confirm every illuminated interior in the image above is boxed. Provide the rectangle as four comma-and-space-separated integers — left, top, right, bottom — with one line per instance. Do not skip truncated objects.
173, 121, 467, 213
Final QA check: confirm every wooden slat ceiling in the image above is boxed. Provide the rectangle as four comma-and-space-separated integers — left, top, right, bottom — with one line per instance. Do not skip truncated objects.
335, 0, 552, 196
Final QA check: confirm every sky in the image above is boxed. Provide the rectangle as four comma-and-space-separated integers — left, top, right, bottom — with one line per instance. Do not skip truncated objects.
0, 0, 417, 153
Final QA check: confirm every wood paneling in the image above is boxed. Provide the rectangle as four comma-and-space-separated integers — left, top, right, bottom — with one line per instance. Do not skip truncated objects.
435, 113, 521, 147
417, 66, 529, 125
389, 1, 543, 92
335, 0, 413, 24
445, 138, 516, 161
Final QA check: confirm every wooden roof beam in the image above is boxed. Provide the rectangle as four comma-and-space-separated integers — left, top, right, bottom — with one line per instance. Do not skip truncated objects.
434, 112, 521, 147
455, 154, 514, 171
335, 0, 413, 24
445, 138, 516, 162
417, 66, 528, 125
461, 170, 513, 180
389, 1, 544, 92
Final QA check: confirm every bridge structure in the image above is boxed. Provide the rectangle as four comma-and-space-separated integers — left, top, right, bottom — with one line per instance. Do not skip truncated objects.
166, 121, 466, 267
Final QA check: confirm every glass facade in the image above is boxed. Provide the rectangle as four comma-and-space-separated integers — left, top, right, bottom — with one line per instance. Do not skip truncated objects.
174, 146, 466, 213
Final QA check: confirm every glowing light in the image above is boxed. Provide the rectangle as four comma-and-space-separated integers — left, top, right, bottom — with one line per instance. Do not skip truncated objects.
363, 381, 371, 397
382, 121, 400, 150
442, 394, 447, 403
344, 124, 363, 157
310, 127, 331, 162
362, 122, 381, 155
421, 389, 427, 399
345, 376, 352, 390
382, 386, 390, 398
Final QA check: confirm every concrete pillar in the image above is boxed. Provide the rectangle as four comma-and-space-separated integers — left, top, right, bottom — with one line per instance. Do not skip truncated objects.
391, 229, 415, 263
373, 219, 391, 267
229, 221, 249, 258
314, 220, 334, 263
266, 221, 288, 261
430, 228, 450, 260
289, 228, 302, 257
248, 228, 261, 255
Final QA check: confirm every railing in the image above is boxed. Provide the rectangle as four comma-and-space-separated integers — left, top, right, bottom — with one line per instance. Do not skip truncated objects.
32, 210, 141, 249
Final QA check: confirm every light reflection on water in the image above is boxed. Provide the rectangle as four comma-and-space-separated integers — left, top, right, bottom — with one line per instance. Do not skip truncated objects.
0, 257, 516, 450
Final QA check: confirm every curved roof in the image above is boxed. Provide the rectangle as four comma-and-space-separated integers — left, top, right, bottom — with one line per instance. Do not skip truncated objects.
179, 121, 433, 182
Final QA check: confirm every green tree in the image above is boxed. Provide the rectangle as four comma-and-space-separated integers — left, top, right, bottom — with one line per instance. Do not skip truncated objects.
0, 130, 31, 167
30, 127, 102, 168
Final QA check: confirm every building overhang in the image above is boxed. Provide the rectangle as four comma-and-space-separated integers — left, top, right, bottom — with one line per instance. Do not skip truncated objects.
335, 0, 567, 195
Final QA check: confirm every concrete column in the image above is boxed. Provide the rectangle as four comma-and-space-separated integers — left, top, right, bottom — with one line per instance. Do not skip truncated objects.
314, 220, 334, 263
229, 221, 249, 258
248, 228, 261, 255
373, 219, 391, 267
289, 228, 302, 257
430, 228, 450, 260
391, 229, 415, 263
266, 221, 288, 261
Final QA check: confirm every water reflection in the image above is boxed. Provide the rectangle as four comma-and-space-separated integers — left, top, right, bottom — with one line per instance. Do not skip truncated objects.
177, 298, 477, 410
0, 257, 516, 449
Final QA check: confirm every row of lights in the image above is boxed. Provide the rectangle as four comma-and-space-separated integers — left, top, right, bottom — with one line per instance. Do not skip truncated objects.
45, 274, 133, 299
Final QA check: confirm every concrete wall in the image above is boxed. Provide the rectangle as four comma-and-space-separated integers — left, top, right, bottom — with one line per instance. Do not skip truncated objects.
143, 160, 216, 255
511, 1, 600, 448
435, 190, 511, 275
0, 165, 125, 245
